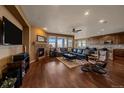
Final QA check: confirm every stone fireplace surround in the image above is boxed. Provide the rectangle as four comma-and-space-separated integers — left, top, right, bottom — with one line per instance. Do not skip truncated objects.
34, 42, 50, 61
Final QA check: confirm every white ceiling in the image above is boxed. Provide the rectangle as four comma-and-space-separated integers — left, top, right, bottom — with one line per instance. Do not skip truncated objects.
21, 5, 124, 39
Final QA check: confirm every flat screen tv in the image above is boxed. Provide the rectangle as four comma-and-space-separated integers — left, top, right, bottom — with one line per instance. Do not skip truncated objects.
3, 17, 22, 45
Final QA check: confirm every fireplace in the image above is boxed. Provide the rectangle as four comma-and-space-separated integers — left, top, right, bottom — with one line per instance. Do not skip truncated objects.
34, 42, 47, 61
37, 48, 44, 57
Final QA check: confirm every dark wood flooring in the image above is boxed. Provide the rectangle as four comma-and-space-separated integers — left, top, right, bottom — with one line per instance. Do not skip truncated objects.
22, 57, 124, 88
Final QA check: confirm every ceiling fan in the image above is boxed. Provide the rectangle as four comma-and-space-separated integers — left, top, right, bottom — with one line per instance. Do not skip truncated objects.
72, 28, 82, 33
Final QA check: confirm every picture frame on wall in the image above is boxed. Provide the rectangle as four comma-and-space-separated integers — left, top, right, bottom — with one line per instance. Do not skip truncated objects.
37, 35, 45, 42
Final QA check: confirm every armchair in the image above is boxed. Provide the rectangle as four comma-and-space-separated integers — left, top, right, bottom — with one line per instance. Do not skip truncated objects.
81, 48, 108, 74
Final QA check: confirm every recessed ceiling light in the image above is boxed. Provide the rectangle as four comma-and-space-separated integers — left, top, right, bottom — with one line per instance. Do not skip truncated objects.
99, 19, 107, 24
84, 11, 89, 16
99, 19, 104, 23
43, 27, 48, 31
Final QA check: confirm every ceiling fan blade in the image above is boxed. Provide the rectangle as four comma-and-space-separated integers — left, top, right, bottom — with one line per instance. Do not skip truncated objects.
72, 28, 82, 33
77, 30, 82, 31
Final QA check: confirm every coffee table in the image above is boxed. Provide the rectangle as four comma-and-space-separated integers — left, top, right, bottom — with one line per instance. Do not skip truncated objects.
63, 53, 76, 62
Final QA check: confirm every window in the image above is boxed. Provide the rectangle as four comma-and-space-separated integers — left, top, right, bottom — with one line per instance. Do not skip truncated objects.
82, 40, 86, 47
57, 38, 64, 48
48, 37, 56, 48
77, 40, 82, 48
68, 38, 73, 47
48, 35, 74, 48
76, 39, 86, 48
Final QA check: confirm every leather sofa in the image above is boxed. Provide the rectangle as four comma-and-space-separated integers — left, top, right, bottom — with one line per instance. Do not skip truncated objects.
49, 48, 68, 57
70, 48, 87, 60
49, 47, 97, 60
70, 47, 97, 60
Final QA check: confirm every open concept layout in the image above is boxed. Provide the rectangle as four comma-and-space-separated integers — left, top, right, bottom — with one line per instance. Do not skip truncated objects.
0, 5, 124, 88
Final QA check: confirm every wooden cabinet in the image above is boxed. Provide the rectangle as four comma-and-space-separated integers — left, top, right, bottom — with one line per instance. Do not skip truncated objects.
87, 36, 100, 45
94, 37, 100, 44
113, 34, 119, 44
100, 35, 115, 44
118, 33, 124, 44
113, 49, 124, 60
86, 32, 124, 45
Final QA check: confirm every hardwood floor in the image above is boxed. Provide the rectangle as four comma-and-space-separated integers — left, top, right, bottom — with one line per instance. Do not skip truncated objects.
22, 57, 124, 88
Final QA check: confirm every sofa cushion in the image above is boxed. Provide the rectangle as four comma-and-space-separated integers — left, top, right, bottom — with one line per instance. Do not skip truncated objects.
72, 48, 77, 53
76, 53, 86, 57
60, 48, 67, 52
77, 49, 83, 54
70, 52, 76, 55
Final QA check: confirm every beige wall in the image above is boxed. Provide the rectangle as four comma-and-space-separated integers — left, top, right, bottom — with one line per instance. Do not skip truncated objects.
30, 27, 47, 62
15, 5, 31, 54
15, 6, 32, 62
15, 6, 30, 27
0, 6, 23, 30
0, 45, 23, 76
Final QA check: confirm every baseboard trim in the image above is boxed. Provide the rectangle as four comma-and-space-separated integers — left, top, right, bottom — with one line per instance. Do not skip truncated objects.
30, 56, 46, 64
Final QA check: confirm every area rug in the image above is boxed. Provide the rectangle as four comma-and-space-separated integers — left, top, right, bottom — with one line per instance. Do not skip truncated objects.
56, 57, 85, 68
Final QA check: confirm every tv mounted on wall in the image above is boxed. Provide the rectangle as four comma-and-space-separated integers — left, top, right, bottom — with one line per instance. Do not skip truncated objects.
2, 17, 22, 45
